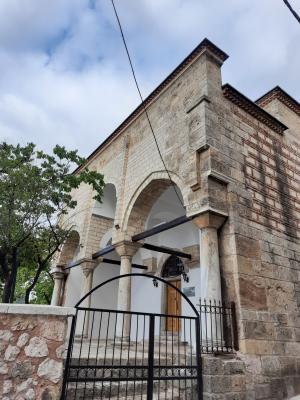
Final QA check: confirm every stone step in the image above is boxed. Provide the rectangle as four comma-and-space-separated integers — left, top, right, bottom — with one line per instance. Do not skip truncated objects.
65, 379, 190, 399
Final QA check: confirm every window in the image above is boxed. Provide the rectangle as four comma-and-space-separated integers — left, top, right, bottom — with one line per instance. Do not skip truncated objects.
162, 256, 184, 278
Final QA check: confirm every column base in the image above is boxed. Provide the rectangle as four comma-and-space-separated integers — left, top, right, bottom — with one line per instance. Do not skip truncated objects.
74, 334, 89, 343
113, 335, 131, 348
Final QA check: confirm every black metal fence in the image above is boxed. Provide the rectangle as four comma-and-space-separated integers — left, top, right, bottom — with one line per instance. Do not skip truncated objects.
60, 273, 239, 400
198, 299, 239, 354
61, 308, 201, 400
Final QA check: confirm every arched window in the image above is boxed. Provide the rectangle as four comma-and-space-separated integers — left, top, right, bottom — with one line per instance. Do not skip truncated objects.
162, 256, 184, 278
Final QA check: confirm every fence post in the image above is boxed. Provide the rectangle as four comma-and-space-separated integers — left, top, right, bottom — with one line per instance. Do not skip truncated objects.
147, 315, 155, 400
195, 316, 203, 400
230, 301, 239, 351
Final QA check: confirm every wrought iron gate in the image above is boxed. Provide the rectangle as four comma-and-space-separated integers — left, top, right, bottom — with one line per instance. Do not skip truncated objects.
61, 274, 202, 400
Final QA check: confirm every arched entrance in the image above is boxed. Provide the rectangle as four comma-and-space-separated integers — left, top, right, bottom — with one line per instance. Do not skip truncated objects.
61, 274, 202, 400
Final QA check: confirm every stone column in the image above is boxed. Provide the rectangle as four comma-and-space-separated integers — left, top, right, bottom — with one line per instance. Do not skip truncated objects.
114, 241, 142, 346
75, 258, 102, 339
193, 212, 225, 346
50, 265, 67, 306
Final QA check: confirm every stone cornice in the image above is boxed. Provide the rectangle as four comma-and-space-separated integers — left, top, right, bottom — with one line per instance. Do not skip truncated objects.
222, 84, 288, 135
255, 86, 300, 118
75, 39, 229, 173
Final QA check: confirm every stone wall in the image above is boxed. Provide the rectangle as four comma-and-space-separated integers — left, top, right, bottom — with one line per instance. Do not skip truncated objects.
202, 356, 247, 400
217, 90, 300, 398
0, 304, 75, 400
51, 38, 300, 398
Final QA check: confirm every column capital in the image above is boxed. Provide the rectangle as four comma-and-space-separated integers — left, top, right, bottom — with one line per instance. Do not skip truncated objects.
50, 266, 67, 280
114, 241, 143, 258
78, 257, 102, 277
192, 211, 226, 230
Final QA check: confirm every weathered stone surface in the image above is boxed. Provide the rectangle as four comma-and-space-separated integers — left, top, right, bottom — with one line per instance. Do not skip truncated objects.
55, 342, 66, 359
0, 342, 6, 355
0, 330, 14, 341
223, 360, 245, 375
17, 333, 30, 347
232, 375, 246, 392
25, 337, 49, 358
275, 327, 293, 341
37, 358, 63, 384
261, 356, 280, 376
25, 388, 35, 400
16, 378, 33, 393
240, 339, 272, 355
279, 356, 296, 376
41, 386, 60, 400
269, 377, 288, 399
235, 236, 261, 260
203, 375, 232, 393
293, 377, 300, 396
244, 321, 274, 340
0, 361, 8, 374
202, 357, 223, 375
4, 345, 20, 361
255, 384, 270, 399
236, 255, 254, 275
41, 320, 66, 342
3, 380, 12, 394
238, 275, 268, 311
238, 354, 262, 374
11, 316, 37, 331
12, 359, 35, 378
265, 279, 298, 313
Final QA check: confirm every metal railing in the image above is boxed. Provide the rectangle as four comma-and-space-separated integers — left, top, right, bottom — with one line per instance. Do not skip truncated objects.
198, 299, 239, 354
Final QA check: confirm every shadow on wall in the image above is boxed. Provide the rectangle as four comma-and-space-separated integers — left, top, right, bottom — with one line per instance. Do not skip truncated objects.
93, 183, 117, 219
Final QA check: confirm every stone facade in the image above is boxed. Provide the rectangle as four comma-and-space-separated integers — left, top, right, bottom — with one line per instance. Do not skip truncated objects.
0, 305, 75, 400
52, 38, 300, 398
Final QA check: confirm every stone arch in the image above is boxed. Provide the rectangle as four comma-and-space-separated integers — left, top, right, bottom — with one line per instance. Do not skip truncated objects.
58, 230, 80, 265
122, 171, 186, 237
157, 252, 188, 277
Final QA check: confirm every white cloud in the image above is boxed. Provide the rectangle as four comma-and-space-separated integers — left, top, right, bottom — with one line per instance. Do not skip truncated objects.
0, 0, 299, 157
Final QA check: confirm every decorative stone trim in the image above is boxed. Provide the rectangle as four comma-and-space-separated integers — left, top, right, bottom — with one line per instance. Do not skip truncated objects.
0, 304, 76, 316
222, 83, 288, 135
91, 213, 114, 221
186, 94, 211, 114
256, 86, 300, 117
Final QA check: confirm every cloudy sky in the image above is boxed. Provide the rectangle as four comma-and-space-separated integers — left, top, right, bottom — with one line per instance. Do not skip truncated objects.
0, 0, 299, 158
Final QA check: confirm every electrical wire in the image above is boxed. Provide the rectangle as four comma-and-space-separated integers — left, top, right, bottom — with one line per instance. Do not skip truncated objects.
110, 0, 185, 208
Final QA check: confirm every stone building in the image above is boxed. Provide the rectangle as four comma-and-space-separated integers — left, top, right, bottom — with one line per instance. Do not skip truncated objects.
51, 38, 300, 398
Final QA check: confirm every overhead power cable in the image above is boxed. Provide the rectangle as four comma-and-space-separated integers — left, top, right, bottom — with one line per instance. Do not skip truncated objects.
283, 0, 300, 23
110, 0, 185, 208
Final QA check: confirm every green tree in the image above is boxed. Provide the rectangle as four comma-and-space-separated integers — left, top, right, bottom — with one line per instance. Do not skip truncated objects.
0, 141, 105, 303
14, 260, 54, 305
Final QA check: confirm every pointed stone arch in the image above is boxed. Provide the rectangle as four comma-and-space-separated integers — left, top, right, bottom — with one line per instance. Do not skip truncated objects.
58, 230, 80, 265
122, 171, 186, 237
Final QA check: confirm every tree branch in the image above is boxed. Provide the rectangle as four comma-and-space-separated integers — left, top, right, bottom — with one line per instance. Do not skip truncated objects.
44, 292, 51, 305
283, 0, 300, 23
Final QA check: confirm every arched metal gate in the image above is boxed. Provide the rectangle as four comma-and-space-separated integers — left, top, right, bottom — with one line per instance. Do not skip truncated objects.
61, 274, 202, 400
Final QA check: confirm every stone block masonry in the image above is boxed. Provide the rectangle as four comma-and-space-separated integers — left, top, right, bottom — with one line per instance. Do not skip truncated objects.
51, 38, 300, 398
0, 304, 75, 400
